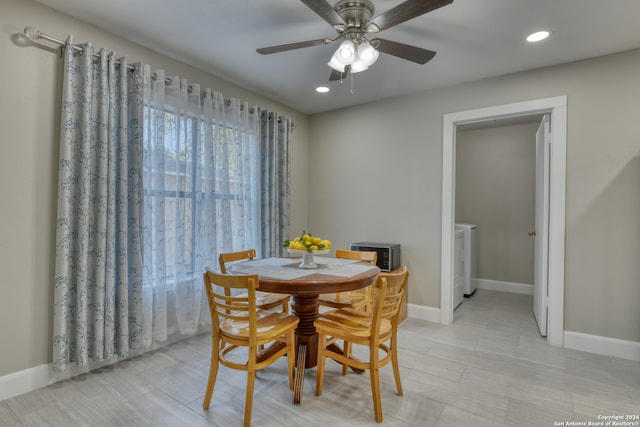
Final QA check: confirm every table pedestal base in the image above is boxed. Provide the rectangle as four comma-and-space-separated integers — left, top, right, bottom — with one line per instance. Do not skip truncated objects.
293, 344, 306, 404
291, 294, 320, 368
290, 294, 318, 405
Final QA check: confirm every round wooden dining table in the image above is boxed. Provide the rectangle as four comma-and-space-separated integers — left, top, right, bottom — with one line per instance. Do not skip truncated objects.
230, 257, 379, 404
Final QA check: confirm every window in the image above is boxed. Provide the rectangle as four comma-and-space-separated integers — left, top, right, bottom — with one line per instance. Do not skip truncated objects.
143, 101, 259, 287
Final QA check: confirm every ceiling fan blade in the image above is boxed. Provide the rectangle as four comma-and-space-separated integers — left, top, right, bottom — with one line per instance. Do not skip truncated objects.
372, 39, 436, 64
329, 65, 350, 81
301, 0, 346, 28
367, 0, 453, 32
257, 38, 329, 55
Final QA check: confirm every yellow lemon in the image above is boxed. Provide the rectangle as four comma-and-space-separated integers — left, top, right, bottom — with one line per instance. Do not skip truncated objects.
285, 232, 331, 251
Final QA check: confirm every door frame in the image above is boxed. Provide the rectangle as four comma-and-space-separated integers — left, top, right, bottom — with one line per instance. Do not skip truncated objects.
440, 96, 567, 346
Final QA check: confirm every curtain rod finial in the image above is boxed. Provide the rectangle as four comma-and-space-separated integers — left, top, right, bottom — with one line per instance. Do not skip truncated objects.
24, 26, 40, 40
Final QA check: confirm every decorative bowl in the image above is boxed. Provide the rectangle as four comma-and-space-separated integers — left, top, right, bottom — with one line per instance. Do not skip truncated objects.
287, 249, 330, 269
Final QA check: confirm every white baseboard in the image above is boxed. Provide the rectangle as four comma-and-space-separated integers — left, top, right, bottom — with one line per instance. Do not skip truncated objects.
0, 357, 119, 402
476, 278, 533, 295
407, 303, 441, 323
564, 331, 640, 362
0, 363, 54, 402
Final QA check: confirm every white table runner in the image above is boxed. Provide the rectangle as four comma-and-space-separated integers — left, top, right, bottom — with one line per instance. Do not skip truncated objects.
228, 256, 378, 281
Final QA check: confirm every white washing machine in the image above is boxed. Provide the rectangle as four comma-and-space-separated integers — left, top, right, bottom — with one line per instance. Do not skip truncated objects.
455, 223, 478, 297
453, 229, 464, 308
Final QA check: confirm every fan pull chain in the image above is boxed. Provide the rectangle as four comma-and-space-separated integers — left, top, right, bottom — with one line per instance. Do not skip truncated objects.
350, 72, 355, 95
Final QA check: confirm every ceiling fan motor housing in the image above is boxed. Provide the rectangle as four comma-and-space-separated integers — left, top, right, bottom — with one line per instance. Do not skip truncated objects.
333, 0, 375, 34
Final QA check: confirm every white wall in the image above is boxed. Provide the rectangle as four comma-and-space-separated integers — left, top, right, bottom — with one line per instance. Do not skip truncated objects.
0, 0, 310, 378
308, 48, 640, 343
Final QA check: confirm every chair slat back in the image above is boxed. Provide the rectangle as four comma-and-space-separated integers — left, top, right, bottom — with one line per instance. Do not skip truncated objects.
218, 249, 257, 274
203, 269, 258, 337
335, 249, 377, 265
371, 266, 409, 331
334, 249, 378, 309
370, 276, 388, 339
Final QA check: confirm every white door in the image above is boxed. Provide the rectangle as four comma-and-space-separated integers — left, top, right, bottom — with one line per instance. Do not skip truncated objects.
533, 114, 550, 336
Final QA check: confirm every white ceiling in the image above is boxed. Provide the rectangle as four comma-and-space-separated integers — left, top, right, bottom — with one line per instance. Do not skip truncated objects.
36, 0, 640, 115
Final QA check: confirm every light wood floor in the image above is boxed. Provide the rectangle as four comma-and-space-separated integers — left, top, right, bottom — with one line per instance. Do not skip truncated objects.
2, 289, 639, 426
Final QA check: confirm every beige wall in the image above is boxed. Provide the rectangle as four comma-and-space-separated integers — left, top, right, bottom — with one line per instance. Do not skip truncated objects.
2, 0, 640, 384
309, 48, 640, 343
0, 0, 309, 377
456, 122, 538, 284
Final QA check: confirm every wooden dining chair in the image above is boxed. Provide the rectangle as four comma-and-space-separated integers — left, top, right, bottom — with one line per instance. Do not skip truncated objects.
219, 249, 290, 313
314, 266, 409, 423
202, 269, 299, 427
317, 249, 377, 311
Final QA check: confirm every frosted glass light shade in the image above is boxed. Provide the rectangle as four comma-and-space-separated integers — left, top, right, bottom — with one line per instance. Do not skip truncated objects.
350, 59, 368, 73
357, 42, 379, 66
335, 40, 356, 64
328, 52, 346, 72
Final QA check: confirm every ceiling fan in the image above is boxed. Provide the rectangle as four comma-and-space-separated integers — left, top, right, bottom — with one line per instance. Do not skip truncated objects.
257, 0, 453, 80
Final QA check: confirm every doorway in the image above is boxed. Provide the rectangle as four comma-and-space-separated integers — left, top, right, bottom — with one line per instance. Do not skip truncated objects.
440, 97, 567, 346
454, 116, 547, 334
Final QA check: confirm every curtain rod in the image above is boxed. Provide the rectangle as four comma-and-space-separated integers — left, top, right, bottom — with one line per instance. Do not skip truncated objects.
23, 26, 295, 128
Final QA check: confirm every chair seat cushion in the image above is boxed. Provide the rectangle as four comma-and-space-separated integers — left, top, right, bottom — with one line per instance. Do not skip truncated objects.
221, 309, 298, 340
314, 308, 391, 340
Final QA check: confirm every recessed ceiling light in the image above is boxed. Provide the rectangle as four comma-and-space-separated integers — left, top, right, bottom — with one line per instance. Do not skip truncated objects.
527, 30, 550, 43
316, 86, 330, 93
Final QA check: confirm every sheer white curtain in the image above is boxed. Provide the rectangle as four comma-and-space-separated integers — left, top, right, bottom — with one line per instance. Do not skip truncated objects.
141, 67, 260, 347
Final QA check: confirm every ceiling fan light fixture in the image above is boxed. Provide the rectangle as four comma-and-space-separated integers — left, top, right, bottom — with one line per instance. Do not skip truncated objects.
357, 41, 379, 66
328, 52, 346, 72
335, 40, 356, 64
350, 59, 369, 74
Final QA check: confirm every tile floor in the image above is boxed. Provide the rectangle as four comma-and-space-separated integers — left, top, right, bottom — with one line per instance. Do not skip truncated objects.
1, 289, 639, 426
